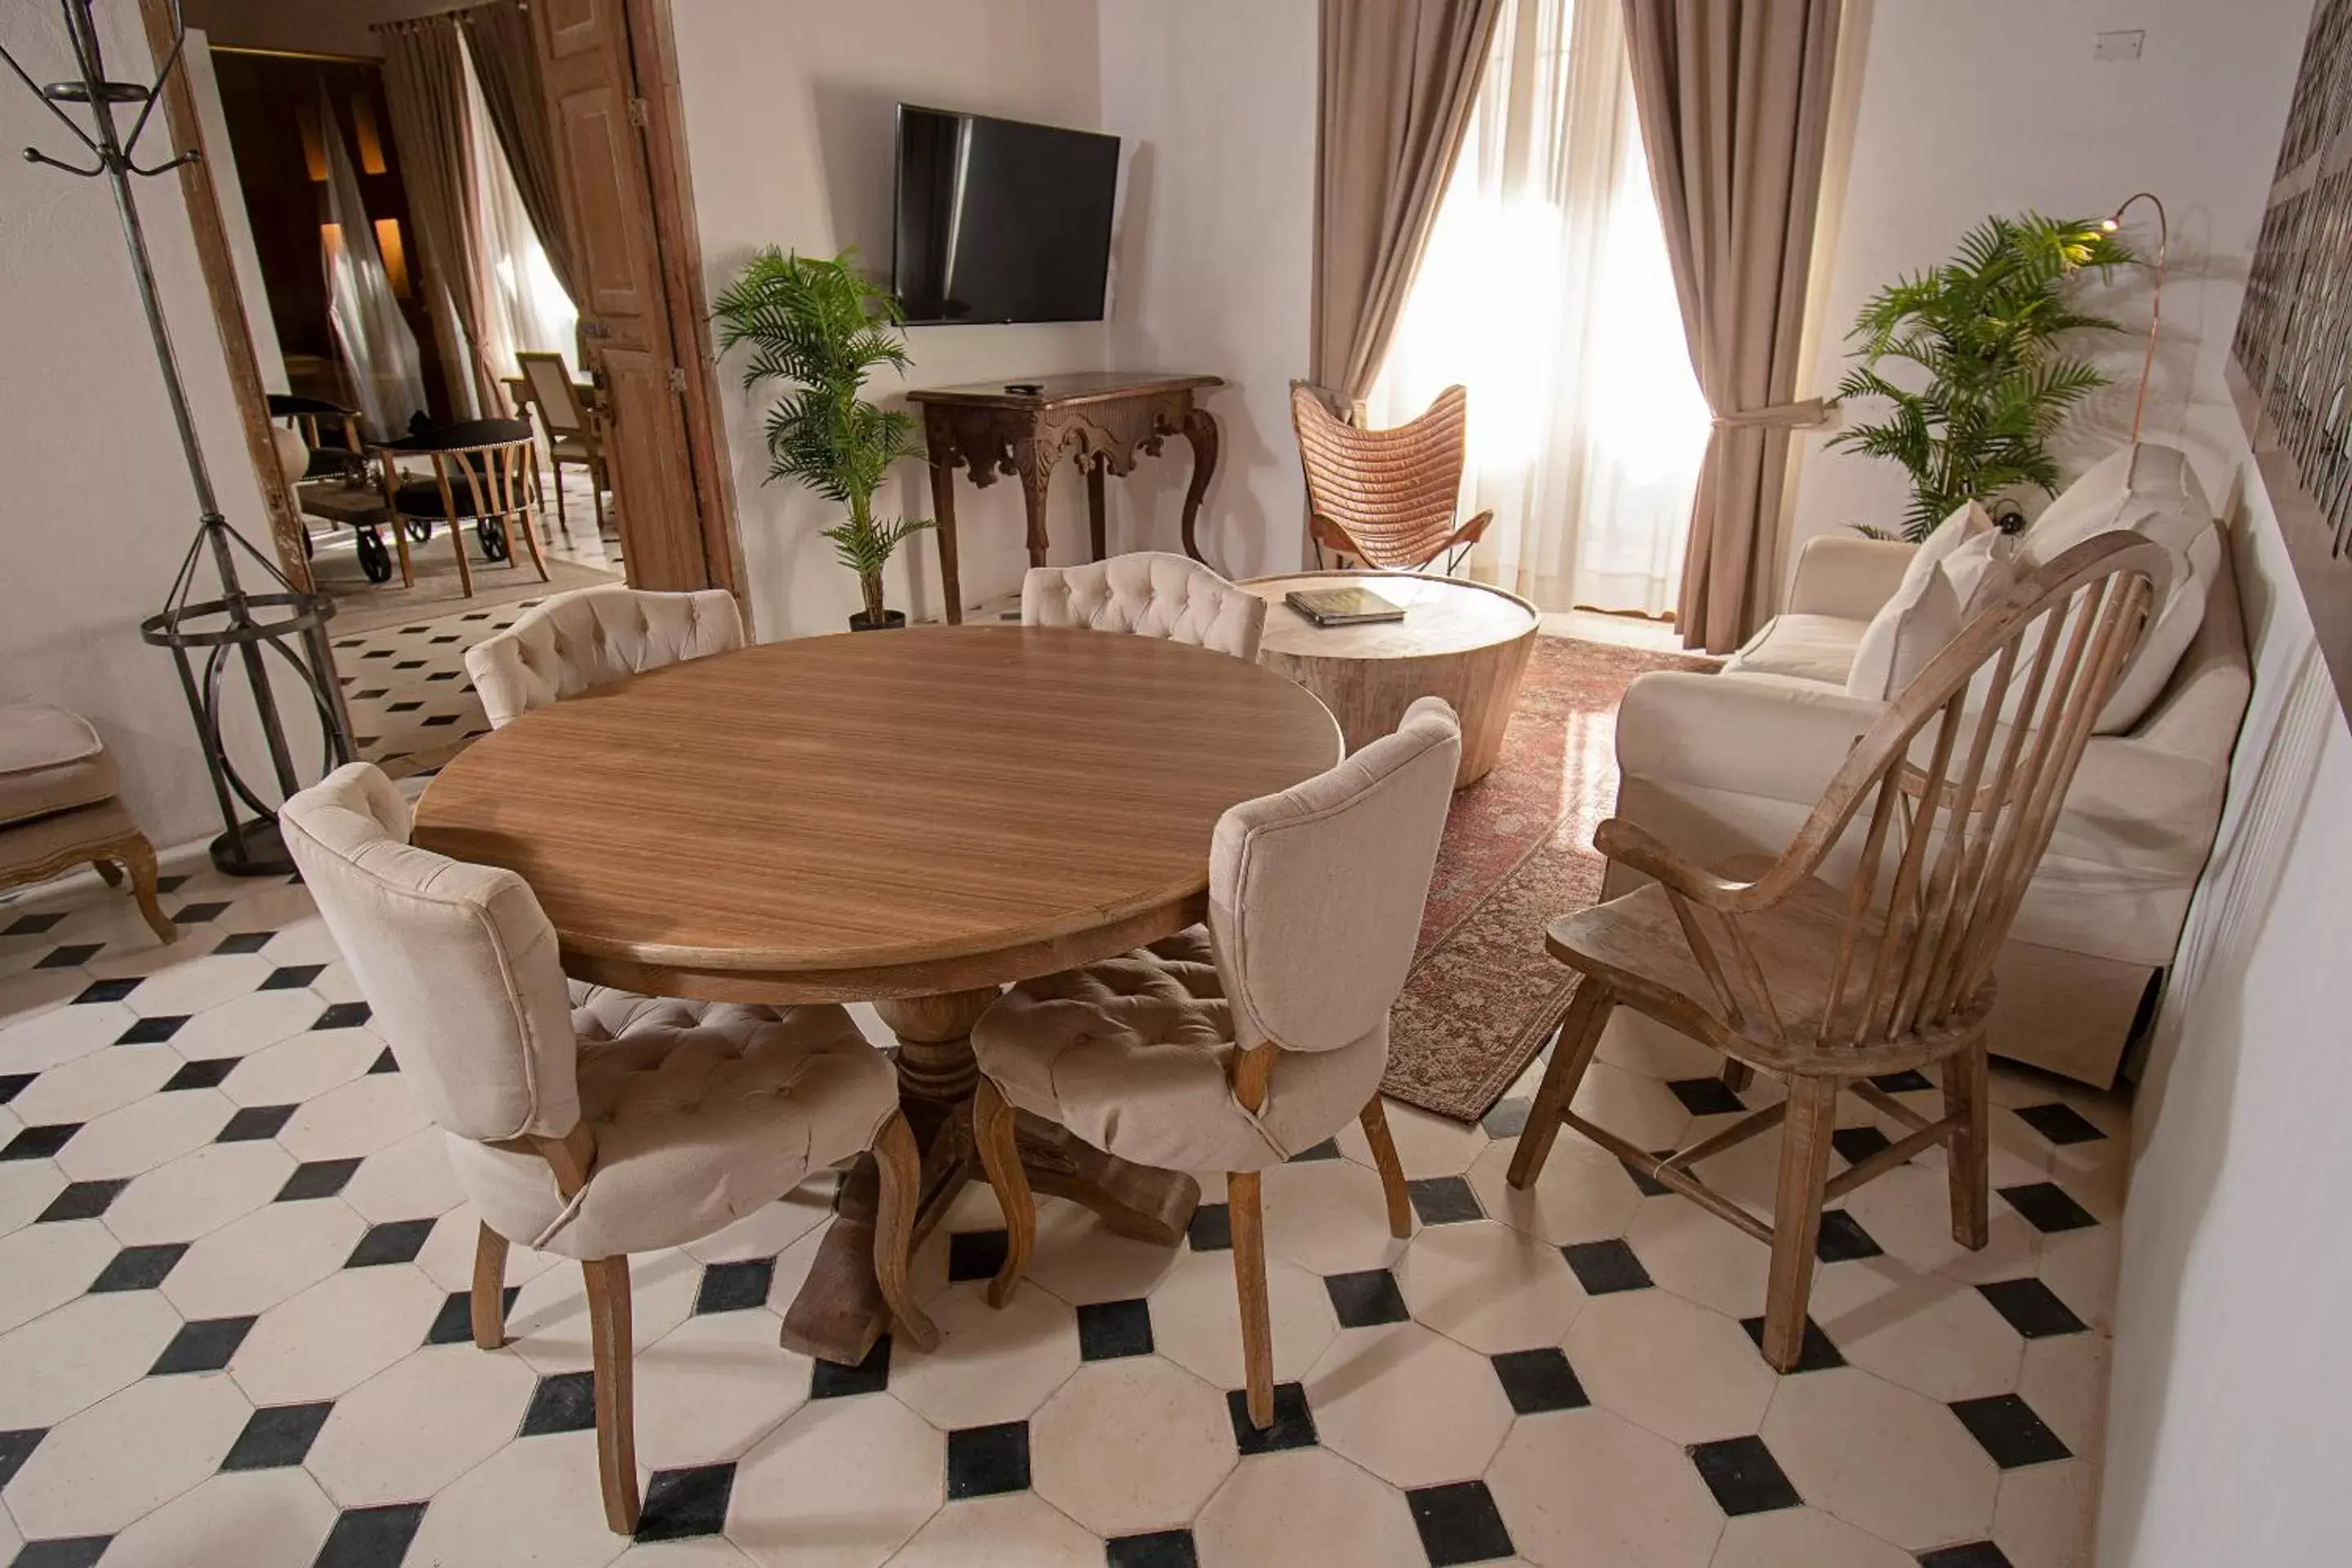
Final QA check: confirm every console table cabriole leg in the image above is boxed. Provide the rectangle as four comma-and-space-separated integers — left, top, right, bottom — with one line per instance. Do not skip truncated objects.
1178, 407, 1220, 566
927, 451, 964, 626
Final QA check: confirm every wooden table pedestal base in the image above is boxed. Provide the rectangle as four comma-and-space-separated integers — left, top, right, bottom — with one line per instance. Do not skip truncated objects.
779, 988, 1201, 1365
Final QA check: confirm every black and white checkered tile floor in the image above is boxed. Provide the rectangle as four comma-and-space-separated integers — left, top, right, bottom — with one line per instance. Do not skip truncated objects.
0, 826, 2126, 1565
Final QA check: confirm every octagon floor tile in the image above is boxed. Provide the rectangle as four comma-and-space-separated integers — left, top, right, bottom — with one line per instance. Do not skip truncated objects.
275, 1075, 428, 1164
1023, 1197, 1186, 1307
53, 1088, 232, 1182
303, 1343, 538, 1507
159, 1198, 367, 1320
1193, 1446, 1423, 1568
1621, 1199, 1773, 1321
507, 1247, 699, 1374
1711, 1507, 1913, 1568
0, 1290, 181, 1428
1465, 1136, 1643, 1250
337, 1128, 463, 1223
218, 1031, 381, 1107
1027, 1354, 1233, 1538
1760, 1366, 2000, 1551
728, 1392, 943, 1568
167, 991, 326, 1063
102, 1140, 294, 1246
1146, 1245, 1339, 1392
1484, 1406, 1722, 1568
1565, 1287, 1776, 1446
4, 1370, 252, 1538
889, 1281, 1080, 1430
230, 1263, 445, 1404
1809, 1263, 2028, 1403
633, 1307, 810, 1469
1992, 1457, 2096, 1568
887, 1490, 1100, 1568
401, 1429, 628, 1568
1260, 1158, 1418, 1276
95, 1467, 337, 1568
0, 1000, 135, 1076
6, 1046, 178, 1126
0, 1219, 119, 1334
1394, 1216, 1584, 1354
1304, 1321, 1515, 1489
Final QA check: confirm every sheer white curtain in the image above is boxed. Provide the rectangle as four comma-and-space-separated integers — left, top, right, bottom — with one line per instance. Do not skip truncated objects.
1368, 0, 1709, 616
319, 86, 428, 439
459, 37, 579, 381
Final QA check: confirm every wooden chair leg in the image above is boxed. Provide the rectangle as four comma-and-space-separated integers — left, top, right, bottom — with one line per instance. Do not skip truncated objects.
970, 1079, 1035, 1310
1507, 981, 1615, 1189
581, 1255, 639, 1535
93, 858, 122, 886
1760, 1076, 1839, 1372
1227, 1169, 1276, 1429
872, 1109, 941, 1350
1943, 1044, 1991, 1250
448, 506, 475, 598
591, 463, 608, 535
1357, 1098, 1412, 1239
554, 457, 571, 535
104, 832, 174, 945
470, 1224, 510, 1349
513, 506, 551, 583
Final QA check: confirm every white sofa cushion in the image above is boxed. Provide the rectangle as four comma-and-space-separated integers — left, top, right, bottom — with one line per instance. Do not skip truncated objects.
1725, 613, 1869, 685
1844, 502, 1994, 701
2018, 443, 2217, 733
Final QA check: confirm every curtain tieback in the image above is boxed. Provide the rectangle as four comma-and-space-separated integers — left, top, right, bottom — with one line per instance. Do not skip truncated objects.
1711, 398, 1829, 430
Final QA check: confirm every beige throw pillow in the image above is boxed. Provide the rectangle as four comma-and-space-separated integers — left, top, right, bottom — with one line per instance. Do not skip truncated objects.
1846, 502, 1995, 702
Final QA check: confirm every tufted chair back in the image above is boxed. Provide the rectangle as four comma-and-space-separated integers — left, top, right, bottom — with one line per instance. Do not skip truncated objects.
466, 586, 746, 728
282, 763, 580, 1143
1209, 697, 1461, 1054
1021, 552, 1267, 661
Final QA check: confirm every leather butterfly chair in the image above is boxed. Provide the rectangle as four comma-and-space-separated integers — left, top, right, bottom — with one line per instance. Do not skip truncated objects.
465, 585, 747, 729
282, 764, 936, 1534
1506, 534, 2169, 1370
1020, 551, 1267, 661
1290, 381, 1494, 572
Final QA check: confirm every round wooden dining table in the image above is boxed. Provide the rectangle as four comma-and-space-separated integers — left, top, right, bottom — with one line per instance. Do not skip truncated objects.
412, 623, 1342, 1364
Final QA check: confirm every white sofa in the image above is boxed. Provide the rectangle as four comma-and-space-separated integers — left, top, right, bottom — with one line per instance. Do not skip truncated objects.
1610, 446, 2252, 1085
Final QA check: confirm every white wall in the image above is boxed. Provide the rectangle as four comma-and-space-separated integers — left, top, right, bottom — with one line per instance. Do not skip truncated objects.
0, 4, 278, 850
1096, 0, 1318, 581
670, 0, 1111, 635
1786, 0, 2312, 574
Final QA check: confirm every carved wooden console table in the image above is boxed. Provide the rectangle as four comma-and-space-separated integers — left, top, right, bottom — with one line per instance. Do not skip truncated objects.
907, 372, 1223, 623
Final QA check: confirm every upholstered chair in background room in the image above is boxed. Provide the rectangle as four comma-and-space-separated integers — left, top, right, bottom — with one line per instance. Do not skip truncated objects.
1508, 536, 2169, 1372
282, 763, 933, 1534
965, 699, 1462, 1428
1290, 381, 1494, 572
1020, 550, 1267, 660
465, 584, 746, 728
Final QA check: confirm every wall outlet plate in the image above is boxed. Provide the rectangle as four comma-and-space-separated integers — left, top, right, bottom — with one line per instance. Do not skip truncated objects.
2095, 29, 2145, 62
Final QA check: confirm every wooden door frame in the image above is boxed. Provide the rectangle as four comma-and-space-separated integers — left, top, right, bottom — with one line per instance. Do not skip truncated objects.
143, 0, 750, 628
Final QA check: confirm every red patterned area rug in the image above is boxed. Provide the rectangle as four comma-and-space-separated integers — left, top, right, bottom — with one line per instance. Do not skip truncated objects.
1382, 633, 1715, 1122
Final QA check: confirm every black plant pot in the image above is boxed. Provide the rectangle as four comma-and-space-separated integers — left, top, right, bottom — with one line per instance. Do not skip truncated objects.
849, 610, 906, 632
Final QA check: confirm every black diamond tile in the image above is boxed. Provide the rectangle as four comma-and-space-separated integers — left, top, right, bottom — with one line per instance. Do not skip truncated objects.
946, 1227, 1009, 1282
394, 659, 426, 670
277, 1157, 363, 1201
1741, 1316, 1845, 1372
1622, 1156, 1673, 1197
1830, 1125, 1892, 1166
217, 1102, 296, 1143
220, 1401, 333, 1470
430, 635, 461, 644
1689, 1434, 1802, 1515
213, 930, 274, 956
2, 1122, 80, 1160
1405, 1175, 1482, 1225
0, 1071, 29, 1105
151, 1314, 256, 1374
944, 1419, 1030, 1499
1977, 1277, 2088, 1339
1187, 1201, 1232, 1252
154, 875, 189, 893
1481, 1097, 1531, 1138
1562, 1238, 1651, 1295
115, 1014, 188, 1045
1106, 1529, 1199, 1568
37, 943, 102, 969
91, 1241, 188, 1292
425, 1285, 520, 1346
367, 1046, 399, 1075
346, 1218, 436, 1267
162, 1058, 235, 1092
38, 1178, 127, 1223
11, 1538, 111, 1568
1490, 1346, 1588, 1414
1950, 1393, 2071, 1468
1666, 1076, 1746, 1116
1918, 1545, 2015, 1568
1076, 1297, 1155, 1361
386, 701, 424, 714
72, 978, 138, 1004
314, 1501, 427, 1568
809, 1334, 891, 1397
1323, 1267, 1410, 1328
421, 714, 458, 727
0, 1426, 43, 1490
1227, 1381, 1316, 1454
694, 1257, 774, 1314
520, 1369, 599, 1436
1815, 1209, 1883, 1263
1290, 1137, 1343, 1162
636, 1460, 737, 1542
1869, 1068, 1934, 1094
172, 902, 230, 924
353, 688, 388, 700
1407, 1478, 1515, 1565
2, 912, 65, 936
259, 964, 325, 991
1998, 1183, 2098, 1234
314, 1000, 372, 1030
2012, 1102, 2107, 1146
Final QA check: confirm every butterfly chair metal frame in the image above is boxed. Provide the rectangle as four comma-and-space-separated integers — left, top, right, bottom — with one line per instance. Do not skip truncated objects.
372, 419, 550, 598
1506, 533, 2167, 1370
1291, 380, 1494, 573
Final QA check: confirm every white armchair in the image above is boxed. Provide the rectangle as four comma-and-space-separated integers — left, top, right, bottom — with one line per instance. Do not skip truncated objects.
465, 584, 746, 728
1021, 550, 1267, 660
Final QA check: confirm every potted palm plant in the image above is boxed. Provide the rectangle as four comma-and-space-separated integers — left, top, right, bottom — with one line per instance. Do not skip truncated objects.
1829, 213, 2135, 541
712, 247, 933, 629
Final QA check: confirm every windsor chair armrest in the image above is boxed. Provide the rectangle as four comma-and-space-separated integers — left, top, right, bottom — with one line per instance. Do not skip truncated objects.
1592, 817, 1756, 910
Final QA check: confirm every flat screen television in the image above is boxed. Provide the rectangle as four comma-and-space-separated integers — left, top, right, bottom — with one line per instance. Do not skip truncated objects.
892, 105, 1120, 326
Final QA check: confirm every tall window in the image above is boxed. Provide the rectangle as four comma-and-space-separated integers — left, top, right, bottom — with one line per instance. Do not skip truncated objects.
1369, 0, 1708, 617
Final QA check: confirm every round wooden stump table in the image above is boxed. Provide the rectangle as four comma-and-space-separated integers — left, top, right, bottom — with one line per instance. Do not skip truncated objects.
1241, 571, 1539, 786
412, 625, 1339, 1365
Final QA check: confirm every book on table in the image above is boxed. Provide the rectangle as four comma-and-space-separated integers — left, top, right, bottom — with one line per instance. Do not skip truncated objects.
1284, 586, 1407, 627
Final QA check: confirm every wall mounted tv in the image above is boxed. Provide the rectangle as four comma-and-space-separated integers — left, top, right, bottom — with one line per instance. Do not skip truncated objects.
891, 105, 1120, 326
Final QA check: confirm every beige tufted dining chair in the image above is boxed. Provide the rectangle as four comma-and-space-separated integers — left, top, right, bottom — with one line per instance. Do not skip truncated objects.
282, 763, 933, 1535
465, 584, 746, 729
967, 699, 1462, 1428
1021, 550, 1267, 660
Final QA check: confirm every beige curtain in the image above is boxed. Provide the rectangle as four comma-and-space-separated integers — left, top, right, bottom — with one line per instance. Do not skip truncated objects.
1312, 0, 1507, 406
379, 18, 501, 417
460, 0, 581, 311
1624, 0, 1840, 652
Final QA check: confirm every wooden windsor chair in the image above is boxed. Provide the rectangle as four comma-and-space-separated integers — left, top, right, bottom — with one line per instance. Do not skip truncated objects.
373, 417, 550, 598
1506, 532, 2169, 1370
1290, 381, 1494, 572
